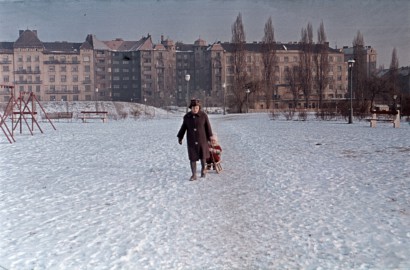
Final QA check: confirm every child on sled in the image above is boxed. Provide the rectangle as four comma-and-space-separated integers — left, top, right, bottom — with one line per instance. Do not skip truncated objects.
206, 134, 222, 171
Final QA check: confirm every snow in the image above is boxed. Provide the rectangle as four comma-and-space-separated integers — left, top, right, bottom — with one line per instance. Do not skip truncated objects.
1, 108, 410, 269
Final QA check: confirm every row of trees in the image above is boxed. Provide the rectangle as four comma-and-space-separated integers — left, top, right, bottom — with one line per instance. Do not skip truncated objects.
227, 13, 408, 116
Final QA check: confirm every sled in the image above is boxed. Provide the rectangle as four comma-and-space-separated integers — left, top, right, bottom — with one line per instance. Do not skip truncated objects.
208, 142, 223, 174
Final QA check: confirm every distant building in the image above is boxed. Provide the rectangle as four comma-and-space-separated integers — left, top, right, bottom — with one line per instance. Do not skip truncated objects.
0, 30, 94, 102
1, 30, 379, 111
341, 46, 377, 76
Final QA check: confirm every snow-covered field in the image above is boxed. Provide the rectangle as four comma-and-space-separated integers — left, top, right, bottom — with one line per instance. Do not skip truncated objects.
1, 111, 409, 269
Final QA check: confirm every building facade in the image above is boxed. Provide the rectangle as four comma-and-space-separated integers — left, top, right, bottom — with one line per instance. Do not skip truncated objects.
1, 30, 377, 111
0, 30, 95, 102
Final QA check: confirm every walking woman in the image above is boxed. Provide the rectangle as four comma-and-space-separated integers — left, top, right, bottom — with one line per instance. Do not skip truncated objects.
177, 99, 213, 181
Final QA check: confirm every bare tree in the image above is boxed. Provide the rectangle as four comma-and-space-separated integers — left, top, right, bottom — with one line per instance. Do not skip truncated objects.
352, 31, 368, 110
314, 21, 329, 113
261, 17, 277, 110
368, 74, 388, 110
230, 12, 248, 113
285, 66, 301, 110
388, 47, 399, 98
299, 22, 314, 109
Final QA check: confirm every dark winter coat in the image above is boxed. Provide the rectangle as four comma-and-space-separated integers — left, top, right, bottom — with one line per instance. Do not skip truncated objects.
177, 110, 213, 161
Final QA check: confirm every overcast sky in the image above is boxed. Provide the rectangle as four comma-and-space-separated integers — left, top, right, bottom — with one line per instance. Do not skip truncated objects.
0, 0, 409, 67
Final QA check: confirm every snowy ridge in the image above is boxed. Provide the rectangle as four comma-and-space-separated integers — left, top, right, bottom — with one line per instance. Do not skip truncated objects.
0, 113, 409, 269
36, 101, 179, 120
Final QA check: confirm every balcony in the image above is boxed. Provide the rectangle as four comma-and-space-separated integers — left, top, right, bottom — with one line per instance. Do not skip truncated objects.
43, 60, 80, 65
14, 80, 42, 84
45, 89, 80, 94
14, 69, 41, 74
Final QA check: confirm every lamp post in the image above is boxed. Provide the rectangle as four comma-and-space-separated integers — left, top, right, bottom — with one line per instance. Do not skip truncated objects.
185, 74, 190, 112
222, 83, 226, 115
95, 88, 99, 112
393, 94, 397, 112
348, 59, 355, 124
245, 88, 250, 113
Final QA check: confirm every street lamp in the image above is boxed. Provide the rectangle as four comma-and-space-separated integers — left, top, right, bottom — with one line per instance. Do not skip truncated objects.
245, 88, 250, 113
222, 83, 226, 115
185, 74, 190, 112
95, 88, 99, 112
348, 59, 355, 124
393, 94, 398, 112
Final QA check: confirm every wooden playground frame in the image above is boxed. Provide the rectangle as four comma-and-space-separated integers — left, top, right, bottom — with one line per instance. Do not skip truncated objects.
1, 84, 56, 144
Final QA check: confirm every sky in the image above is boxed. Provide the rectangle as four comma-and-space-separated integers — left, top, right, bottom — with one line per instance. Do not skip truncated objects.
1, 103, 409, 269
0, 0, 409, 68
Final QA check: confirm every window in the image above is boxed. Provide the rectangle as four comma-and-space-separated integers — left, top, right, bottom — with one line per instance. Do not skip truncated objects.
84, 66, 90, 72
61, 66, 67, 72
49, 66, 55, 72
2, 66, 9, 72
83, 56, 90, 62
72, 66, 78, 72
26, 56, 31, 62
36, 85, 40, 92
61, 75, 67, 82
49, 75, 55, 83
73, 75, 78, 82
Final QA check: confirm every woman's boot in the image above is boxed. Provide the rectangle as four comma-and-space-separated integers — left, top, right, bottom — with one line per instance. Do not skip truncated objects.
190, 161, 197, 181
200, 159, 207, 178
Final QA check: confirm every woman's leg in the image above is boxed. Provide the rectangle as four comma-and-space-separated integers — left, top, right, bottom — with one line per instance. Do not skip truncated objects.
190, 161, 197, 181
200, 159, 206, 177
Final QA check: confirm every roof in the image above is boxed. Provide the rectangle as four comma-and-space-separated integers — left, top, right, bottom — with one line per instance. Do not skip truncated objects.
0, 42, 14, 53
43, 42, 83, 54
102, 36, 152, 52
14, 29, 44, 49
218, 42, 342, 54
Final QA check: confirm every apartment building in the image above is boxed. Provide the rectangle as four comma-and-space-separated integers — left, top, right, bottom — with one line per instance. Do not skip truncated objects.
0, 30, 94, 102
342, 46, 377, 77
204, 41, 350, 110
0, 30, 377, 111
